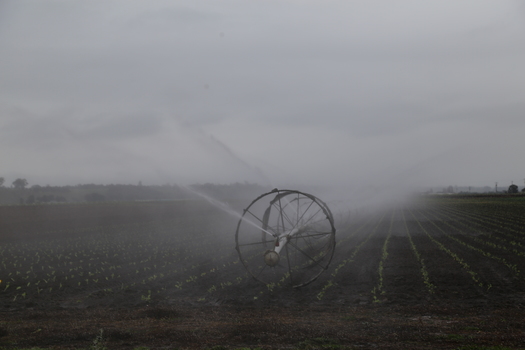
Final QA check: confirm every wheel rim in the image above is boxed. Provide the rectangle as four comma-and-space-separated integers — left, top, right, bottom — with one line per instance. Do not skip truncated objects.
235, 189, 336, 288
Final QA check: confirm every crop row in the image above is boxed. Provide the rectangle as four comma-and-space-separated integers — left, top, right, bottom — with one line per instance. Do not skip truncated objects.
1, 212, 238, 301
314, 197, 525, 303
3, 196, 525, 306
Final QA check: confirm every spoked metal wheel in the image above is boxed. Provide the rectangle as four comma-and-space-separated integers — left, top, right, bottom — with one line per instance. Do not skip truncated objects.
235, 189, 336, 288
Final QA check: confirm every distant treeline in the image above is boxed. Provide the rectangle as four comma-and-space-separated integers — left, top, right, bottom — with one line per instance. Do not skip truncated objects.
426, 184, 525, 195
0, 182, 269, 205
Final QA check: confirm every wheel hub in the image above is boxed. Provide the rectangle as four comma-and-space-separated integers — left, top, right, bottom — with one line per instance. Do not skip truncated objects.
264, 250, 280, 267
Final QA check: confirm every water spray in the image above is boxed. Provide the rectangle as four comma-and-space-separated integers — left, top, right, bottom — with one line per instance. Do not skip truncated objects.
181, 184, 274, 236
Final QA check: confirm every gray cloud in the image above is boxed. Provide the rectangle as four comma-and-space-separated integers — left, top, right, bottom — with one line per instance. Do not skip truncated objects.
1, 0, 524, 190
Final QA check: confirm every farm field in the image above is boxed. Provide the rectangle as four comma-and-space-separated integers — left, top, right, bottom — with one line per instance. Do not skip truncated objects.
2, 195, 525, 349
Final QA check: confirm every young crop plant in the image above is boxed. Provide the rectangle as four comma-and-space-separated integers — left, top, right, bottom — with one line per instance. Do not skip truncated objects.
408, 209, 484, 288
402, 209, 435, 294
435, 204, 525, 259
419, 209, 521, 277
371, 209, 395, 302
0, 213, 235, 303
141, 290, 152, 301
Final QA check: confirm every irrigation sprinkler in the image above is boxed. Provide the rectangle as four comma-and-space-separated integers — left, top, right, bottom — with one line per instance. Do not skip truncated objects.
235, 189, 336, 288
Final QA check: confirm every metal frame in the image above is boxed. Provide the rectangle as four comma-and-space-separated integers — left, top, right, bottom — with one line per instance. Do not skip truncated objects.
235, 189, 336, 288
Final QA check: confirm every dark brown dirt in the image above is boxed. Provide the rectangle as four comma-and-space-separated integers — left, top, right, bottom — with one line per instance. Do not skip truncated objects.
2, 303, 525, 349
3, 200, 525, 349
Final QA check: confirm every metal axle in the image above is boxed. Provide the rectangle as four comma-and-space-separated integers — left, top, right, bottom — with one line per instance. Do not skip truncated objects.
263, 225, 309, 266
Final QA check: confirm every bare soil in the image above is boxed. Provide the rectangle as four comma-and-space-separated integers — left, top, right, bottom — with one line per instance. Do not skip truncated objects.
2, 302, 525, 349
2, 200, 525, 349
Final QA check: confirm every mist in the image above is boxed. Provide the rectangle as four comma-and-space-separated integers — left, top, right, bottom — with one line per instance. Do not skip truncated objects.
2, 3, 525, 341
1, 1, 524, 192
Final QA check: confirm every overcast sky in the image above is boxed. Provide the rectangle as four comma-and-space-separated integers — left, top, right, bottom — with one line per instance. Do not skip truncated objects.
1, 1, 524, 191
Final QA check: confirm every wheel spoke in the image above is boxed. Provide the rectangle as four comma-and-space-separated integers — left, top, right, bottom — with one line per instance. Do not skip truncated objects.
278, 195, 286, 233
296, 193, 300, 224
285, 244, 294, 284
244, 209, 277, 236
236, 190, 335, 287
255, 263, 268, 279
298, 231, 333, 239
271, 202, 295, 229
293, 200, 316, 231
288, 240, 329, 270
237, 240, 272, 248
302, 207, 324, 226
